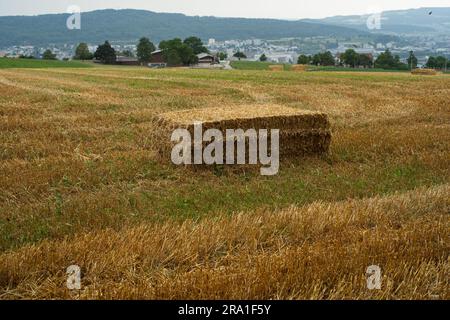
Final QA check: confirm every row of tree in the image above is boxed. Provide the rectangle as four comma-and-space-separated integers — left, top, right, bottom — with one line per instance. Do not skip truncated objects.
159, 37, 208, 66
296, 49, 411, 70
74, 36, 211, 66
373, 50, 408, 70
426, 55, 450, 69
297, 51, 336, 66
373, 51, 449, 70
339, 49, 374, 68
297, 50, 378, 68
296, 49, 449, 71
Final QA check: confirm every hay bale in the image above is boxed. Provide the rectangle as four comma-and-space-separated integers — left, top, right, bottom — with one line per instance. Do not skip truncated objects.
411, 68, 437, 75
291, 64, 308, 72
154, 105, 331, 164
268, 65, 284, 72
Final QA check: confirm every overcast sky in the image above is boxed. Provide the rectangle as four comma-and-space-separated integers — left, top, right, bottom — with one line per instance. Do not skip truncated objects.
1, 0, 449, 18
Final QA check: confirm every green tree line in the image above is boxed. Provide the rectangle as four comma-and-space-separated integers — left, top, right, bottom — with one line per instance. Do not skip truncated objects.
82, 36, 210, 66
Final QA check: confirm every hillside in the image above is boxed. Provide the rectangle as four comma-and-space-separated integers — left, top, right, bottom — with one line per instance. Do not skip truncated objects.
307, 7, 450, 35
0, 9, 367, 47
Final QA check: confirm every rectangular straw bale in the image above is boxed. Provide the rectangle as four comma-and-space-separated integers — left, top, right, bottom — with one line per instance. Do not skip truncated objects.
154, 105, 332, 163
411, 69, 437, 75
279, 130, 332, 156
268, 65, 284, 71
291, 64, 308, 72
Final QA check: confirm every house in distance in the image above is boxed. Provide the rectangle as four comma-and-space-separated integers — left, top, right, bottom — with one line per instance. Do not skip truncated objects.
196, 53, 219, 65
149, 50, 167, 68
148, 51, 220, 68
115, 56, 140, 66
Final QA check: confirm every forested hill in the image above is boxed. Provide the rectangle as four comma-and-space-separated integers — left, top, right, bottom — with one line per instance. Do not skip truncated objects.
0, 9, 367, 46
307, 7, 450, 35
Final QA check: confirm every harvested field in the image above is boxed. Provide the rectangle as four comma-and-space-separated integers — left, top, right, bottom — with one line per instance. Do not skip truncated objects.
1, 185, 448, 299
0, 66, 449, 300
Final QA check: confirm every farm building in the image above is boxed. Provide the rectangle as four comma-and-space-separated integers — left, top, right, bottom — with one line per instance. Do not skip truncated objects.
149, 50, 167, 68
115, 56, 140, 66
197, 53, 218, 65
150, 50, 164, 63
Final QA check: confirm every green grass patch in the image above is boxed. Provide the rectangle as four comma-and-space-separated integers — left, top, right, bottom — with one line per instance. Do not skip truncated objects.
0, 58, 92, 69
231, 60, 291, 71
307, 65, 410, 73
229, 61, 410, 73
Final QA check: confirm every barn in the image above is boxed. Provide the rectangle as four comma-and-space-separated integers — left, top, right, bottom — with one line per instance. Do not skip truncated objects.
197, 53, 218, 65
149, 50, 167, 68
115, 56, 140, 66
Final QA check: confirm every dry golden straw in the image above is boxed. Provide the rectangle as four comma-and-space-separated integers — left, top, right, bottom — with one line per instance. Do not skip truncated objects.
291, 64, 308, 72
0, 66, 448, 301
154, 105, 332, 161
411, 69, 438, 75
268, 65, 284, 71
1, 184, 448, 300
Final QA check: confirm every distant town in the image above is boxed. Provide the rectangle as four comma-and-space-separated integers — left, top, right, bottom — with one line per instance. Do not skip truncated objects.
2, 33, 450, 68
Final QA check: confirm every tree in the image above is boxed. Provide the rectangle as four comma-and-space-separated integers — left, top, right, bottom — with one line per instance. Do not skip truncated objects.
341, 49, 358, 67
178, 43, 198, 65
42, 49, 57, 60
321, 51, 335, 66
357, 54, 373, 68
120, 50, 135, 58
74, 43, 93, 60
259, 54, 268, 62
233, 51, 247, 60
374, 49, 395, 69
137, 37, 156, 63
407, 51, 418, 70
426, 55, 450, 69
297, 54, 311, 65
159, 38, 197, 66
393, 54, 408, 70
312, 54, 321, 66
311, 51, 335, 66
218, 52, 228, 60
165, 50, 182, 66
183, 37, 208, 55
434, 56, 448, 69
94, 41, 117, 64
374, 49, 407, 70
426, 56, 436, 69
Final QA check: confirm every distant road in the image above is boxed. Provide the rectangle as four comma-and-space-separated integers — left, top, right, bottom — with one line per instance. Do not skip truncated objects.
222, 60, 233, 70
